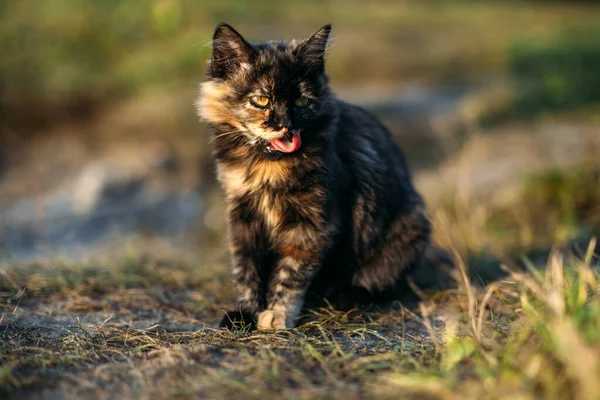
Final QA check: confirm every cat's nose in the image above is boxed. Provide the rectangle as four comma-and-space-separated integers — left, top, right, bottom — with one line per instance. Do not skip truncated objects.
275, 115, 291, 132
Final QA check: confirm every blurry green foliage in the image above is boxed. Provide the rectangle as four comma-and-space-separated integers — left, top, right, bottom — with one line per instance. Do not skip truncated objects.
0, 0, 212, 105
482, 25, 600, 123
0, 0, 336, 111
487, 161, 600, 250
510, 27, 600, 116
522, 165, 600, 228
2, 0, 600, 119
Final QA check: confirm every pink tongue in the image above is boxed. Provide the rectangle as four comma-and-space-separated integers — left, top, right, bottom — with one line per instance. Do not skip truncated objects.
269, 131, 301, 153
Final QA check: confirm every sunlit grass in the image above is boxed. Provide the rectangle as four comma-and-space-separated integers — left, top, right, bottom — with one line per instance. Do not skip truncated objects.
374, 240, 600, 400
432, 160, 600, 257
1, 231, 598, 398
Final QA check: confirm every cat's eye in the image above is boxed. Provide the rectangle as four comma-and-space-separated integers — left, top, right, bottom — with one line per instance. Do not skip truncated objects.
295, 97, 310, 107
249, 96, 270, 108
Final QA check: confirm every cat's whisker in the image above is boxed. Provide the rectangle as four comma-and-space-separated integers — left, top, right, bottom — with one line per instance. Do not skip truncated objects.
208, 130, 244, 144
208, 130, 243, 143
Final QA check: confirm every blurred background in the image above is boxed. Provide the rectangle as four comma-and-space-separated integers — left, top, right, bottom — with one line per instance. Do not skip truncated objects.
1, 0, 599, 262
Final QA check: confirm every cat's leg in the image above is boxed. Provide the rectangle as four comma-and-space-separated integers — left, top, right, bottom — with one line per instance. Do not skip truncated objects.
219, 247, 262, 330
219, 214, 267, 330
351, 205, 431, 298
257, 256, 317, 330
257, 224, 329, 330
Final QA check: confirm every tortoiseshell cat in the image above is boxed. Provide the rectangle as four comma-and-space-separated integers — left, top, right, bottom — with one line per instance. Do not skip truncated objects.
196, 23, 431, 330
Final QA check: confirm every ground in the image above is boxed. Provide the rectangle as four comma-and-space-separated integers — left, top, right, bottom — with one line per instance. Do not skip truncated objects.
2, 173, 599, 399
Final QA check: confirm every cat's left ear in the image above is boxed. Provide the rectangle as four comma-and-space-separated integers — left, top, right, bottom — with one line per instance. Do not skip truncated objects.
297, 24, 331, 67
209, 23, 255, 79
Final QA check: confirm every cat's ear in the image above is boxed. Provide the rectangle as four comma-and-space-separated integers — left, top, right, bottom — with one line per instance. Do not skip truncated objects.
209, 23, 254, 79
297, 24, 331, 67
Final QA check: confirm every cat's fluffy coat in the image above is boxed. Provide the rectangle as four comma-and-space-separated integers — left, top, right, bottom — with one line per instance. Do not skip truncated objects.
196, 23, 431, 330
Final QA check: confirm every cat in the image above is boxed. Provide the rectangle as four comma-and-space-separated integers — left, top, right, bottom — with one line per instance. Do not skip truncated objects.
196, 23, 432, 330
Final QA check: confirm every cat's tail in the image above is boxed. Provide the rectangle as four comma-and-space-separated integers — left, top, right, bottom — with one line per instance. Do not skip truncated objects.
376, 245, 456, 308
407, 245, 457, 292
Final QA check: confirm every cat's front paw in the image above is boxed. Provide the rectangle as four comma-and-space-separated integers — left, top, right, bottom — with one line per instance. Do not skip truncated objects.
257, 309, 287, 330
219, 310, 256, 331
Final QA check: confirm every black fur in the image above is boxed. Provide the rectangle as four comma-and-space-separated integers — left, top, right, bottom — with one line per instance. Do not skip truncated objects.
196, 23, 432, 330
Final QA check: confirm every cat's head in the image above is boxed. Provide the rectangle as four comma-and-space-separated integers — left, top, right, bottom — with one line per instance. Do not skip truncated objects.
196, 23, 335, 160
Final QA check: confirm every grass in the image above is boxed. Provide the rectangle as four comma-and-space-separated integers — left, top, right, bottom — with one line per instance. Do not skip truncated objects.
1, 242, 598, 398
1, 165, 599, 399
432, 159, 600, 259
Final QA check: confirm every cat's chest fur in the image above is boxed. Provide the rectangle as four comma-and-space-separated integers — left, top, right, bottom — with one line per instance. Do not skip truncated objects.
217, 159, 326, 235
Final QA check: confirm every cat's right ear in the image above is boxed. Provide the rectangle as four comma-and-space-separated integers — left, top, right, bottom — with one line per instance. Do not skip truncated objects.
209, 23, 255, 79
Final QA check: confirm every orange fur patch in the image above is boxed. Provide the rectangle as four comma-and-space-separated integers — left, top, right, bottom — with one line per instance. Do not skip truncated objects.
217, 158, 291, 200
279, 244, 311, 260
196, 81, 244, 131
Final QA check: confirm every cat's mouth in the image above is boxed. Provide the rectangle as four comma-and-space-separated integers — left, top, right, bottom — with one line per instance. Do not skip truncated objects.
266, 130, 302, 153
